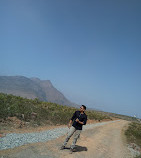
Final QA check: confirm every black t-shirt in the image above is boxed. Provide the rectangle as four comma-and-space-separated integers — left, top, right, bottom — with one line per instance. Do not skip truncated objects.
71, 111, 87, 130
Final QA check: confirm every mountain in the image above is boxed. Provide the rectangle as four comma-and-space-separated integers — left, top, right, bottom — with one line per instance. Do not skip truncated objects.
0, 76, 77, 107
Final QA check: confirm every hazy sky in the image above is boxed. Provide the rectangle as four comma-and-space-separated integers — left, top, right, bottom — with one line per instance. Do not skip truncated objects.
0, 0, 141, 118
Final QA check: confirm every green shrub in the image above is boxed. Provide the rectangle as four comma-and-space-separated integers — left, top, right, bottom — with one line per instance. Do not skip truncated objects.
135, 155, 141, 158
125, 122, 141, 147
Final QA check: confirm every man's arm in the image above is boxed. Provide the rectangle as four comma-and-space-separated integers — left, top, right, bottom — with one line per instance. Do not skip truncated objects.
68, 120, 72, 128
76, 115, 87, 125
71, 111, 76, 121
83, 115, 87, 125
76, 118, 84, 125
68, 111, 76, 128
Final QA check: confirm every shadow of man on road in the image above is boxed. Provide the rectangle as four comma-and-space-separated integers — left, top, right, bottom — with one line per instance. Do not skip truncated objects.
74, 145, 88, 152
64, 145, 88, 152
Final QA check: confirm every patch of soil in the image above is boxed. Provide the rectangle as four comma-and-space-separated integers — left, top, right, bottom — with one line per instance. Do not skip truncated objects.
0, 117, 116, 135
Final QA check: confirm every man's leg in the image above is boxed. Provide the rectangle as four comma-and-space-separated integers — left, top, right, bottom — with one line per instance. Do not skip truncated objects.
62, 126, 76, 147
71, 130, 81, 149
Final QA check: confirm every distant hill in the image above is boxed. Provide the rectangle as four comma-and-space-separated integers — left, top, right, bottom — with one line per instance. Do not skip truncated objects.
0, 76, 77, 107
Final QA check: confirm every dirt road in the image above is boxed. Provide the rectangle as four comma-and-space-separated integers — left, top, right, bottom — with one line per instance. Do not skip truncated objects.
0, 120, 133, 158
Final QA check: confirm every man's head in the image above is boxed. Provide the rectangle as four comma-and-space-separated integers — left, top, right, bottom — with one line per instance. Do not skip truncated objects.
80, 105, 86, 112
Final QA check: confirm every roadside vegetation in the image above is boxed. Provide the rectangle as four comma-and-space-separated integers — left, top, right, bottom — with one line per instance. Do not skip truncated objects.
0, 93, 110, 129
136, 155, 141, 158
99, 111, 139, 122
125, 122, 141, 146
125, 122, 141, 157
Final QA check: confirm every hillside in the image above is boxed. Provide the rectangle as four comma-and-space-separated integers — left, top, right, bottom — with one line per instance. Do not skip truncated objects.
0, 76, 76, 107
0, 93, 111, 128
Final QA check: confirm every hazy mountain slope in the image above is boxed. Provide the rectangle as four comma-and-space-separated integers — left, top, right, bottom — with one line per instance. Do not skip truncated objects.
30, 77, 75, 106
0, 76, 75, 106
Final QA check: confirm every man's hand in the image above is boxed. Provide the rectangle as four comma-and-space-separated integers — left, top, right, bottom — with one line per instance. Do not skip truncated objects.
76, 118, 79, 122
68, 123, 71, 129
67, 120, 72, 129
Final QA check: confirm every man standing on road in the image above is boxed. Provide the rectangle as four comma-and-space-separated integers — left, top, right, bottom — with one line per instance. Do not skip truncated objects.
60, 105, 87, 154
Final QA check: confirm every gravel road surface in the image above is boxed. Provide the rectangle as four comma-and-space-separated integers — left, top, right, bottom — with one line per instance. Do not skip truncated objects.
0, 120, 136, 158
0, 120, 119, 150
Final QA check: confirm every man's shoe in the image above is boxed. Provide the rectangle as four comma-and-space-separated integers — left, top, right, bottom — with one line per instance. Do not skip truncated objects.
60, 145, 65, 150
69, 148, 75, 154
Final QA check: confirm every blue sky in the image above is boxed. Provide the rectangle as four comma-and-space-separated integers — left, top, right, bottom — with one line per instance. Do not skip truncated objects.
0, 0, 141, 118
